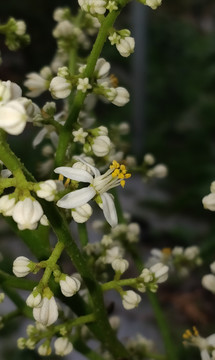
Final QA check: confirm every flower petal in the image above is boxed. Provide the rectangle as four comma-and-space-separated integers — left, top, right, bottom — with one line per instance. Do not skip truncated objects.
101, 192, 118, 227
54, 167, 93, 183
57, 186, 96, 209
74, 156, 100, 177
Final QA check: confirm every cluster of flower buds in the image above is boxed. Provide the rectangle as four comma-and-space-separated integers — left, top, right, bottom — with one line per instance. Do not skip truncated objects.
183, 327, 215, 360
108, 29, 135, 58
0, 17, 30, 51
146, 246, 202, 277
125, 333, 154, 358
202, 261, 215, 294
138, 0, 162, 10
141, 153, 168, 179
17, 323, 73, 356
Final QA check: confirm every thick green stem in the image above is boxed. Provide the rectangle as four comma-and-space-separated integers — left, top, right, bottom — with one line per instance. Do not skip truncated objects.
78, 223, 89, 247
55, 2, 128, 167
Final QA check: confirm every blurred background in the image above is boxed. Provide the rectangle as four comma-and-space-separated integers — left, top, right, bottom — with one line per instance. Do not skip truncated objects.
1, 0, 215, 359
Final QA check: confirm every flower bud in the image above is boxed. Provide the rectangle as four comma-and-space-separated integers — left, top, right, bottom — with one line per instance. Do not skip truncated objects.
202, 193, 215, 211
33, 295, 58, 326
184, 246, 199, 261
112, 87, 130, 107
92, 135, 111, 157
0, 195, 16, 216
112, 258, 129, 274
105, 246, 124, 264
36, 180, 57, 201
0, 100, 27, 135
150, 263, 169, 283
12, 198, 43, 230
144, 0, 162, 10
54, 337, 73, 356
71, 203, 93, 223
202, 274, 215, 294
122, 290, 141, 310
144, 153, 155, 165
95, 58, 110, 79
147, 164, 168, 178
49, 76, 72, 99
26, 291, 42, 308
116, 36, 135, 57
38, 342, 52, 356
0, 293, 5, 303
59, 274, 81, 297
210, 262, 215, 274
17, 338, 26, 350
140, 268, 153, 283
13, 256, 32, 277
15, 20, 26, 35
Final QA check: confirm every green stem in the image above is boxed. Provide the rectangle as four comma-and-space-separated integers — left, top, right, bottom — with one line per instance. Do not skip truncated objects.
78, 223, 89, 247
101, 277, 138, 291
55, 1, 129, 167
0, 270, 36, 290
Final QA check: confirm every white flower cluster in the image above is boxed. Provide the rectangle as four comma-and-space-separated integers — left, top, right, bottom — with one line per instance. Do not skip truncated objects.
202, 261, 215, 294
108, 30, 135, 57
0, 80, 39, 135
146, 246, 202, 277
78, 0, 107, 15
24, 67, 52, 98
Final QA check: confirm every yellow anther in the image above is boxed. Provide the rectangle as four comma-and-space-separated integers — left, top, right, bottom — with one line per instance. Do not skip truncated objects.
182, 329, 192, 339
162, 248, 172, 255
58, 174, 64, 181
110, 74, 119, 88
192, 326, 199, 337
112, 169, 120, 178
120, 180, 125, 188
125, 173, 131, 179
118, 173, 125, 179
120, 164, 126, 171
64, 178, 71, 187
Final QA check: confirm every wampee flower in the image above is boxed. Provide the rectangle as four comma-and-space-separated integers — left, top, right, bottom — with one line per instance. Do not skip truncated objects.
54, 158, 131, 227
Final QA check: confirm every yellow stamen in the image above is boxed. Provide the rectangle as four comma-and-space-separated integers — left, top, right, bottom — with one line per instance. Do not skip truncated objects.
120, 180, 125, 188
162, 248, 172, 255
110, 74, 119, 88
109, 160, 131, 188
64, 178, 71, 187
58, 174, 64, 181
193, 326, 199, 337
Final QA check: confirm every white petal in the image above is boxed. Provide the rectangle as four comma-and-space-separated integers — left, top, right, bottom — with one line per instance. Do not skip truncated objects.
57, 187, 96, 209
101, 192, 118, 227
33, 128, 48, 148
54, 167, 93, 183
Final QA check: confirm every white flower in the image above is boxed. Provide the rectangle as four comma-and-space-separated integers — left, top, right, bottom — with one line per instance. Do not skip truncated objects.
53, 8, 66, 22
78, 0, 107, 15
122, 290, 141, 310
108, 32, 121, 45
59, 275, 81, 297
54, 337, 73, 356
144, 153, 155, 165
24, 67, 52, 97
92, 135, 111, 157
38, 343, 52, 356
77, 77, 92, 93
147, 164, 168, 178
0, 100, 27, 135
36, 180, 57, 201
13, 256, 31, 277
54, 158, 131, 227
184, 246, 200, 261
49, 76, 72, 99
15, 20, 26, 35
150, 263, 169, 283
95, 58, 111, 79
71, 203, 93, 223
112, 87, 130, 107
105, 246, 124, 263
33, 296, 58, 326
52, 20, 74, 38
0, 195, 16, 216
26, 291, 42, 308
202, 274, 215, 294
145, 0, 162, 10
116, 37, 135, 57
140, 268, 153, 283
72, 128, 88, 144
12, 197, 43, 230
202, 193, 215, 211
0, 80, 22, 105
112, 258, 129, 274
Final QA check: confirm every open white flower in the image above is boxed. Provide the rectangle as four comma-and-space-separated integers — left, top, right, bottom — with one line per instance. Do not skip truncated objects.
54, 158, 131, 227
0, 100, 27, 135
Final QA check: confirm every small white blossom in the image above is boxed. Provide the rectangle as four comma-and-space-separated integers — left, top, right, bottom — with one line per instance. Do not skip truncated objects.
78, 0, 107, 15
0, 100, 27, 135
144, 0, 162, 10
15, 20, 26, 35
116, 37, 135, 57
112, 87, 130, 107
0, 195, 16, 216
150, 263, 169, 283
122, 290, 141, 310
106, 0, 118, 12
202, 274, 215, 294
95, 58, 111, 79
0, 80, 21, 105
33, 295, 58, 326
54, 337, 73, 356
26, 291, 42, 308
184, 246, 200, 261
73, 128, 88, 144
140, 268, 153, 283
12, 197, 43, 230
52, 20, 74, 38
71, 203, 93, 223
59, 274, 81, 297
92, 135, 111, 157
108, 32, 121, 45
49, 76, 72, 99
24, 67, 52, 97
210, 262, 215, 274
105, 246, 124, 263
77, 78, 92, 93
144, 153, 155, 165
38, 343, 52, 356
13, 256, 32, 277
36, 180, 57, 201
147, 164, 168, 178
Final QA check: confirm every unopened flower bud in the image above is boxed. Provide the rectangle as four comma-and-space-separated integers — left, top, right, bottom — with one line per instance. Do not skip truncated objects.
144, 0, 162, 10
144, 153, 155, 165
122, 290, 141, 310
54, 337, 73, 356
13, 256, 32, 277
0, 100, 27, 135
92, 135, 111, 157
112, 258, 129, 274
140, 268, 153, 283
12, 198, 43, 230
147, 164, 168, 178
17, 338, 26, 350
33, 295, 58, 326
202, 274, 215, 294
95, 58, 110, 78
112, 87, 130, 107
71, 203, 93, 223
0, 195, 16, 216
49, 76, 72, 99
59, 274, 81, 297
36, 180, 57, 201
202, 193, 215, 211
38, 342, 52, 356
116, 36, 135, 57
150, 263, 169, 283
26, 291, 42, 308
